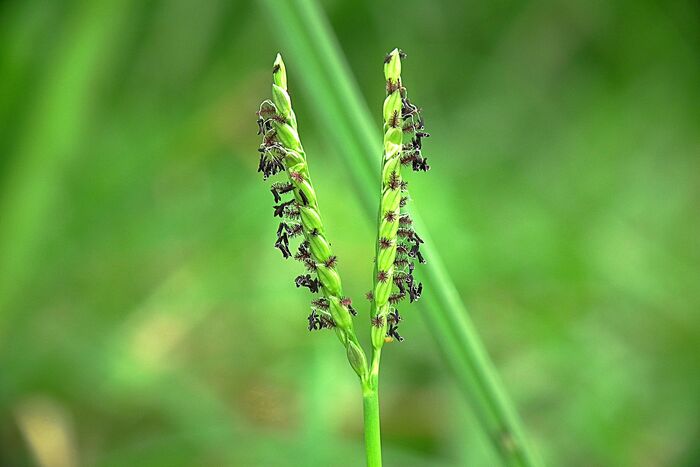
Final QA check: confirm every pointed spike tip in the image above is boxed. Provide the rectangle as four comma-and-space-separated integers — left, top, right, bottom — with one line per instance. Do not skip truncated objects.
273, 53, 287, 90
384, 48, 402, 82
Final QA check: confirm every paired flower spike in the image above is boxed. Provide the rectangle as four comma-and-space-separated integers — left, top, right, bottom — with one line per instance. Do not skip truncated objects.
257, 54, 367, 378
369, 48, 429, 353
255, 49, 429, 383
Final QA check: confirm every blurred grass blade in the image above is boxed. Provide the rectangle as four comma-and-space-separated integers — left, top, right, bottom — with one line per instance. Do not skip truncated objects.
0, 0, 135, 339
263, 0, 542, 465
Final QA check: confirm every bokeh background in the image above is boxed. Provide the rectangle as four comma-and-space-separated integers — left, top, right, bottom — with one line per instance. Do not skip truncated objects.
1, 0, 699, 466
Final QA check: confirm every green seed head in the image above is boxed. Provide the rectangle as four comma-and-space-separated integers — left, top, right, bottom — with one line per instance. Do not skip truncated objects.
272, 53, 287, 90
272, 121, 302, 151
272, 84, 292, 119
256, 49, 428, 381
382, 92, 402, 123
256, 53, 366, 380
346, 339, 369, 378
370, 48, 429, 349
383, 48, 401, 81
329, 296, 352, 330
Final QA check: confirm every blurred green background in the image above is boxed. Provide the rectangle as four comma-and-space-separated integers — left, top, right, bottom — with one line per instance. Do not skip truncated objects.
1, 0, 699, 466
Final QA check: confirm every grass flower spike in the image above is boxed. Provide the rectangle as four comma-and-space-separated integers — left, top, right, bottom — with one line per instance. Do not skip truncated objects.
257, 54, 367, 378
370, 48, 429, 355
254, 49, 429, 467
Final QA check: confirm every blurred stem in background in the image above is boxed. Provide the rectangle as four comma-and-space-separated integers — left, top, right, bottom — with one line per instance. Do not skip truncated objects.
262, 0, 542, 466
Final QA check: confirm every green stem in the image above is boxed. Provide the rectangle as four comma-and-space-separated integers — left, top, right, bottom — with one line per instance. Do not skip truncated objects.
362, 383, 382, 467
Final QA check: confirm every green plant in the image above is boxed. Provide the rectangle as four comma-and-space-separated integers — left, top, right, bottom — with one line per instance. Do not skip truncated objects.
262, 2, 542, 465
255, 49, 429, 466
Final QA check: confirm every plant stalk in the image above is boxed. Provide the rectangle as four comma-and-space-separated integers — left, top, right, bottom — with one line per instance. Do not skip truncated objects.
362, 382, 382, 467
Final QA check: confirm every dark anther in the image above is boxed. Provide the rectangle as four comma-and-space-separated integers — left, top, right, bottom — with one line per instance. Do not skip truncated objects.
341, 297, 357, 316
288, 224, 303, 238
409, 282, 423, 303
307, 310, 334, 331
295, 274, 320, 293
270, 182, 294, 203
395, 278, 406, 294
258, 148, 285, 180
275, 233, 291, 259
273, 63, 280, 74
298, 189, 309, 205
387, 324, 404, 342
399, 196, 408, 208
412, 155, 430, 172
309, 228, 319, 236
311, 298, 329, 310
408, 242, 418, 258
308, 309, 320, 330
415, 247, 425, 264
277, 222, 290, 237
388, 309, 402, 324
273, 200, 295, 217
294, 242, 311, 262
